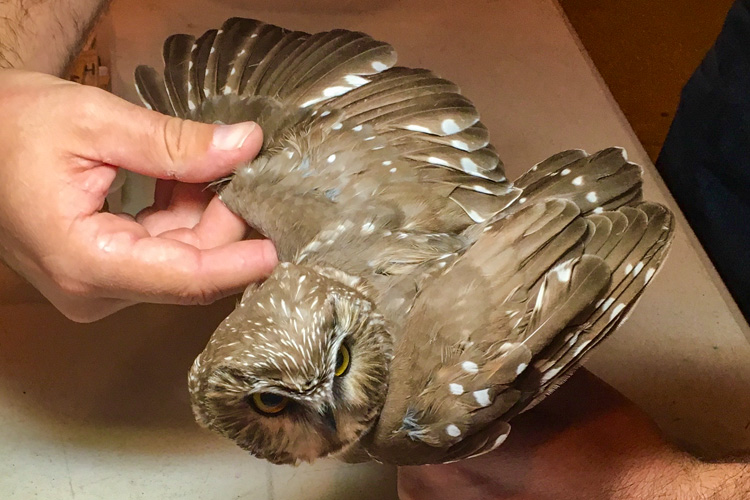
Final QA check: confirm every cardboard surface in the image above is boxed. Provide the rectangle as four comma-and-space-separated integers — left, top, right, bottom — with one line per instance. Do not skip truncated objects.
2, 1, 749, 498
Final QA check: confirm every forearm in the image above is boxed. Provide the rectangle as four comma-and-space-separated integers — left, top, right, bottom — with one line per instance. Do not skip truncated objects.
0, 0, 110, 75
608, 446, 750, 499
670, 458, 750, 500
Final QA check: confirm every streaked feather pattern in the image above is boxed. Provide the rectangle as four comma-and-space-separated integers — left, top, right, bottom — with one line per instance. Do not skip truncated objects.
135, 18, 674, 466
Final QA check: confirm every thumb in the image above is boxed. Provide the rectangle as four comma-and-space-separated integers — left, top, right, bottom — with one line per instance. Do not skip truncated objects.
79, 88, 263, 182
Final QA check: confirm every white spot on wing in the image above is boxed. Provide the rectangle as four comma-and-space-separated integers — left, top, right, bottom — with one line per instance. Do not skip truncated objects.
516, 363, 528, 375
472, 185, 493, 195
473, 389, 491, 407
460, 157, 480, 175
541, 367, 561, 384
573, 340, 591, 358
491, 433, 508, 450
465, 208, 485, 223
427, 156, 451, 167
371, 61, 388, 72
462, 361, 479, 374
301, 96, 326, 108
610, 303, 626, 320
441, 119, 461, 134
446, 424, 461, 437
327, 154, 337, 163
586, 192, 598, 203
560, 168, 571, 176
633, 262, 644, 276
645, 268, 656, 282
323, 86, 352, 97
449, 384, 464, 395
344, 74, 369, 87
572, 176, 584, 186
405, 124, 433, 133
451, 140, 469, 151
555, 265, 571, 282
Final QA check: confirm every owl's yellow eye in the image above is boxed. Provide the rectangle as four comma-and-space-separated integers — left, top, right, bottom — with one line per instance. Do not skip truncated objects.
335, 344, 350, 377
251, 392, 289, 415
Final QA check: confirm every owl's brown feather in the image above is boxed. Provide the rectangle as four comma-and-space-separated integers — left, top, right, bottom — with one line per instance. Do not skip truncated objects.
134, 65, 174, 116
135, 18, 674, 466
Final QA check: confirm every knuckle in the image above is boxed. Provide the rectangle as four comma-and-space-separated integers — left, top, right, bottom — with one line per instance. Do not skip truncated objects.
161, 117, 188, 174
181, 282, 223, 306
55, 276, 94, 299
71, 85, 110, 121
45, 261, 97, 301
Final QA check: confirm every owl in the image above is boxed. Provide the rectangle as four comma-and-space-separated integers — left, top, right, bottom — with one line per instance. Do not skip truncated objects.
135, 18, 674, 466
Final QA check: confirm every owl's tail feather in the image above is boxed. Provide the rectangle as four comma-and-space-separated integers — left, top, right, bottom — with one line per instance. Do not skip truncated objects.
509, 201, 674, 414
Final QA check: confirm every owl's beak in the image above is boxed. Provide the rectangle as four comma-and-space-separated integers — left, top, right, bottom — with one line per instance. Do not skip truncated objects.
321, 405, 337, 433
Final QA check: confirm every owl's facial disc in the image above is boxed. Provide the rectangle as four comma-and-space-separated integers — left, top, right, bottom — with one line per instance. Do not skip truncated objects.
189, 263, 393, 464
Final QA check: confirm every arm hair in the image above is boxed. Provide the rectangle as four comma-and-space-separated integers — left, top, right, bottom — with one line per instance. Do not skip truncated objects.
0, 0, 110, 74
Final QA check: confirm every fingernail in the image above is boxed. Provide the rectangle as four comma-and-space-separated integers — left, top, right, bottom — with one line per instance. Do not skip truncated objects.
211, 122, 257, 150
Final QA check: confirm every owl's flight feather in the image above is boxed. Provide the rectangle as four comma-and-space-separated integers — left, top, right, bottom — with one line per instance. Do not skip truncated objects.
135, 18, 674, 466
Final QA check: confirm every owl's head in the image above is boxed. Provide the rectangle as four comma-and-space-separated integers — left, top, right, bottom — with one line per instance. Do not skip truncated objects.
189, 263, 393, 464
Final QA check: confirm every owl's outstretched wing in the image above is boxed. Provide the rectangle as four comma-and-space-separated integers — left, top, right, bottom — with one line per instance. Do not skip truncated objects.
134, 18, 521, 261
366, 153, 674, 465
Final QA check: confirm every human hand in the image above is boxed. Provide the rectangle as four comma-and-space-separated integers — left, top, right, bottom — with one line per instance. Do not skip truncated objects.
398, 370, 704, 500
0, 69, 277, 322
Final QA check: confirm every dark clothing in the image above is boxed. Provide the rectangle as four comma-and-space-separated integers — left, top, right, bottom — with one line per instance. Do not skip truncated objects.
657, 0, 750, 320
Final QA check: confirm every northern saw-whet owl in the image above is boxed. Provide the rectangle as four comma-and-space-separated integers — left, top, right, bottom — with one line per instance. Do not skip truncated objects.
135, 18, 674, 466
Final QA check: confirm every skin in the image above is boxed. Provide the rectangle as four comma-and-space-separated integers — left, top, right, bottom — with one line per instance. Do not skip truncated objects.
0, 0, 277, 322
0, 0, 108, 74
1, 1, 747, 496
